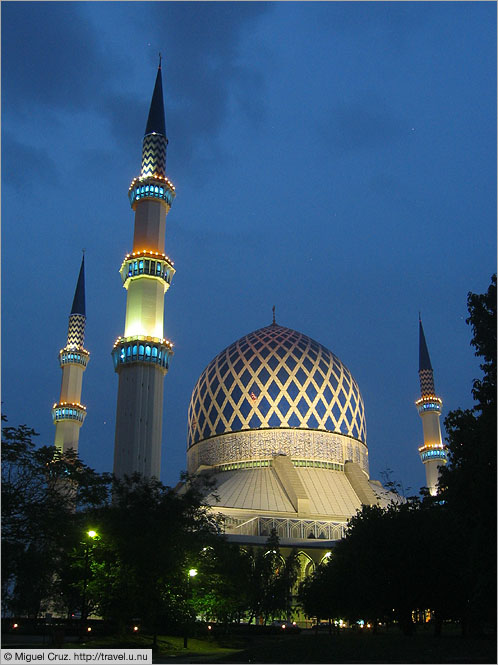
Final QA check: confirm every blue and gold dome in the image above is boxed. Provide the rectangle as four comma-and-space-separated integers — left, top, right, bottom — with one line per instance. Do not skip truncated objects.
187, 324, 366, 449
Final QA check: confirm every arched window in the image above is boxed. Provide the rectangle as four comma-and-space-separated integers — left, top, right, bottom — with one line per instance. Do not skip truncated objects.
138, 344, 145, 359
145, 345, 151, 358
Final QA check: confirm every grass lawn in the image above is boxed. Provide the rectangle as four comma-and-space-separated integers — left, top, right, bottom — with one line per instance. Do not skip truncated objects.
66, 633, 245, 661
214, 628, 497, 664
66, 626, 496, 664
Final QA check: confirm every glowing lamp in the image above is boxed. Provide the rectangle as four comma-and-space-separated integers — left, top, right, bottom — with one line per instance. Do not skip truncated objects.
188, 568, 198, 577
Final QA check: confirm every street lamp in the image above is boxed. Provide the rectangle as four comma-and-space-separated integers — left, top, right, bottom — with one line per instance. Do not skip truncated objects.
81, 530, 99, 639
183, 568, 198, 648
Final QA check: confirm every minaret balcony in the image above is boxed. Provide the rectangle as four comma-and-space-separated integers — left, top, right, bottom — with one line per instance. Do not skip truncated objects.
112, 335, 174, 373
120, 250, 175, 290
415, 395, 442, 415
52, 401, 87, 424
59, 347, 90, 368
128, 175, 175, 210
418, 444, 448, 464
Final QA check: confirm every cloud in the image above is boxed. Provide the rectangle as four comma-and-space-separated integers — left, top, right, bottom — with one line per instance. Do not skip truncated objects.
1, 132, 57, 186
1, 3, 114, 114
323, 93, 406, 153
2, 2, 272, 186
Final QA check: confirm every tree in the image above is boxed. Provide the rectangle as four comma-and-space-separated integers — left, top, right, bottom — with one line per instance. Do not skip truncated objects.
84, 474, 224, 641
190, 542, 253, 627
242, 530, 300, 625
299, 276, 497, 637
438, 275, 496, 634
1, 418, 109, 617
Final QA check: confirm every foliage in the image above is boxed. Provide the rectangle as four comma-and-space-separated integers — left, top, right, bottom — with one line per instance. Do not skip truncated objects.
82, 474, 224, 635
1, 418, 109, 616
438, 274, 497, 633
242, 530, 300, 625
190, 542, 253, 625
299, 276, 497, 636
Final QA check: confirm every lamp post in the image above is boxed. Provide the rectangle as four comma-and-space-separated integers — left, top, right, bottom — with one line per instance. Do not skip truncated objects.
183, 568, 197, 649
80, 530, 99, 639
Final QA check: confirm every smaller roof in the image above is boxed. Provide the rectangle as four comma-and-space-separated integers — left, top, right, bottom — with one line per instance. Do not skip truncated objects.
71, 255, 86, 316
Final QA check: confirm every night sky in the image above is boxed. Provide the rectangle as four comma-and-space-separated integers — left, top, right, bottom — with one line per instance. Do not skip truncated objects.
2, 2, 496, 495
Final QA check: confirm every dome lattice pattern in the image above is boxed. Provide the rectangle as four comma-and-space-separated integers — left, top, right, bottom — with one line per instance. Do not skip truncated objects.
188, 324, 366, 448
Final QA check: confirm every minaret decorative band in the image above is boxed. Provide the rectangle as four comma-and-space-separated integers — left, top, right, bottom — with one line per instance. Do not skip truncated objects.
418, 368, 435, 397
112, 335, 173, 373
128, 176, 175, 209
52, 401, 87, 424
415, 395, 442, 415
66, 314, 86, 349
141, 133, 168, 179
119, 250, 175, 289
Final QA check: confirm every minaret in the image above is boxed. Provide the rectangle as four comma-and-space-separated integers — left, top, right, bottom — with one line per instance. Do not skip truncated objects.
52, 255, 89, 456
415, 317, 448, 495
112, 61, 175, 479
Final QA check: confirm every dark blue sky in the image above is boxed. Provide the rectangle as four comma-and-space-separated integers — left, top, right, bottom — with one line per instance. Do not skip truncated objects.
2, 2, 496, 494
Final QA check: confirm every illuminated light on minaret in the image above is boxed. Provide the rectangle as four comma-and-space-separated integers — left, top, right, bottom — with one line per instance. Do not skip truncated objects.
112, 60, 175, 479
415, 317, 448, 495
52, 254, 89, 456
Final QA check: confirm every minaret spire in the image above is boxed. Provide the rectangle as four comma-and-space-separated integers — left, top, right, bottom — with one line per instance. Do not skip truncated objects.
145, 62, 166, 138
112, 64, 176, 480
52, 255, 90, 456
71, 253, 86, 316
415, 317, 447, 495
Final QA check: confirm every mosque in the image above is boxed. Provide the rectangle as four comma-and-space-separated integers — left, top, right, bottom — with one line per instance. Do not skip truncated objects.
52, 63, 448, 575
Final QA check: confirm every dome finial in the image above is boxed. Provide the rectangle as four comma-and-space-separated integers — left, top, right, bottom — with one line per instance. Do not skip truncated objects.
272, 305, 276, 325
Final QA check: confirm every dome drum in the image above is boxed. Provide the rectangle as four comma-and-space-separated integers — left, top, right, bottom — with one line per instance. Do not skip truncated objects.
187, 428, 369, 476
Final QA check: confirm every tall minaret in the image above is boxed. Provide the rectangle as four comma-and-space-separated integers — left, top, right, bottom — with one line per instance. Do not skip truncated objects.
52, 255, 89, 456
112, 61, 175, 479
415, 317, 448, 495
